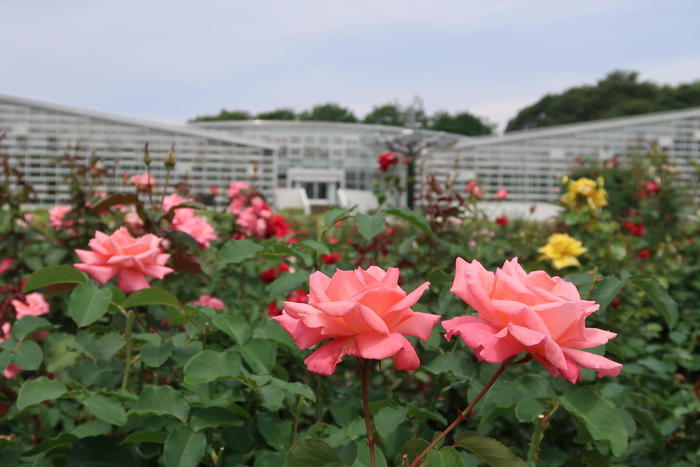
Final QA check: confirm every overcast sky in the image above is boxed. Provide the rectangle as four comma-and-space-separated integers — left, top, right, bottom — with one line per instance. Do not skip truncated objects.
3, 0, 699, 131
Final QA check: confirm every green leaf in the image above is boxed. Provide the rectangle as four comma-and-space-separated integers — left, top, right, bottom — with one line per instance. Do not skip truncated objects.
269, 270, 308, 298
183, 350, 241, 384
13, 340, 43, 370
356, 212, 386, 242
165, 306, 188, 325
375, 406, 407, 440
560, 387, 628, 457
426, 446, 463, 467
69, 283, 113, 327
397, 438, 430, 467
121, 430, 168, 444
515, 399, 547, 422
218, 239, 263, 265
123, 287, 180, 309
257, 413, 292, 451
240, 339, 276, 374
71, 332, 124, 362
590, 275, 625, 313
426, 268, 451, 289
454, 433, 525, 467
323, 207, 349, 228
23, 265, 87, 292
82, 394, 127, 426
11, 316, 53, 340
128, 385, 189, 422
260, 384, 286, 412
285, 438, 343, 467
17, 377, 67, 410
70, 420, 112, 439
163, 426, 207, 467
385, 207, 433, 237
628, 275, 678, 329
211, 314, 251, 345
140, 340, 174, 368
300, 239, 330, 255
190, 407, 243, 432
271, 378, 316, 401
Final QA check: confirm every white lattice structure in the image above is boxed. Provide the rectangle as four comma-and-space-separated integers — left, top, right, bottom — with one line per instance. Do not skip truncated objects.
191, 120, 466, 200
0, 94, 276, 206
430, 108, 700, 202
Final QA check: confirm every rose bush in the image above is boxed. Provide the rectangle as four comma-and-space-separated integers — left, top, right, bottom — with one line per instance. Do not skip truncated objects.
0, 142, 696, 466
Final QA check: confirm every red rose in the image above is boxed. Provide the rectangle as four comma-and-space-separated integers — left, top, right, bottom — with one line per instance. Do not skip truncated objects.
637, 248, 651, 259
321, 253, 342, 264
495, 216, 509, 227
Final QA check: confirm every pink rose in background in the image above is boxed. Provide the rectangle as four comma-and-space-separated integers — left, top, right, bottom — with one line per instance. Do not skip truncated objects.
236, 198, 273, 237
496, 189, 508, 200
130, 173, 157, 191
49, 205, 73, 230
465, 181, 484, 199
161, 193, 193, 212
443, 258, 622, 383
0, 258, 13, 274
11, 293, 50, 319
3, 364, 21, 379
123, 207, 144, 231
274, 266, 439, 375
171, 208, 217, 248
191, 295, 225, 310
17, 213, 34, 228
74, 227, 173, 293
228, 181, 250, 198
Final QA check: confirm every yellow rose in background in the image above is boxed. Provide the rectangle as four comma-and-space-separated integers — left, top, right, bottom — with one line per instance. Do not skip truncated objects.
560, 177, 608, 210
538, 233, 587, 269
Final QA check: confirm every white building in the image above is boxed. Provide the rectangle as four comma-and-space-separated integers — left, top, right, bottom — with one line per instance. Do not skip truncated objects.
191, 120, 466, 206
2, 92, 698, 210
0, 94, 276, 206
429, 107, 700, 203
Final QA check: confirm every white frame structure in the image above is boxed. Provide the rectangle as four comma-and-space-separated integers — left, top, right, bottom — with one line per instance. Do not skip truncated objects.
0, 94, 276, 206
429, 107, 700, 202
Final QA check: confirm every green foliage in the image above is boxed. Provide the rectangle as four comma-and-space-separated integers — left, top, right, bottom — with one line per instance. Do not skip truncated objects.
0, 153, 697, 467
507, 70, 700, 131
300, 103, 358, 123
430, 111, 494, 136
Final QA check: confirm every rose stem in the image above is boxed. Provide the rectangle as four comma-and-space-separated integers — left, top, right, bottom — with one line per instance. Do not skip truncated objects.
410, 355, 516, 466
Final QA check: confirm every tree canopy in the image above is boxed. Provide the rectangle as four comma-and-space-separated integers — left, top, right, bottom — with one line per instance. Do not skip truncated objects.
255, 108, 296, 120
298, 103, 358, 123
430, 111, 494, 136
506, 70, 700, 131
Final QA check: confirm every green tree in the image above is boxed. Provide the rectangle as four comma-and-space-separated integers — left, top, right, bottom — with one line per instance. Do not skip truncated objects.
189, 109, 251, 122
364, 103, 404, 126
429, 111, 494, 136
506, 70, 700, 131
256, 108, 297, 120
299, 103, 358, 122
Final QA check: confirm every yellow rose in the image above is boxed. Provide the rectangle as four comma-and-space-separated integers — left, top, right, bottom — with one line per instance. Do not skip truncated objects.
538, 233, 586, 269
560, 177, 608, 209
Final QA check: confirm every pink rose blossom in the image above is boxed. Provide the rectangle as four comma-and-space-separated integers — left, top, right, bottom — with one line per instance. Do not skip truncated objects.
191, 295, 225, 310
172, 209, 218, 248
49, 205, 73, 229
228, 181, 251, 198
130, 173, 157, 191
465, 181, 484, 199
74, 227, 173, 293
496, 189, 508, 200
0, 258, 13, 274
11, 293, 50, 319
274, 266, 439, 375
443, 258, 622, 383
161, 193, 193, 212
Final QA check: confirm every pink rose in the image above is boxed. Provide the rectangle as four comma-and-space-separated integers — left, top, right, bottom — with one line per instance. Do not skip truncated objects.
274, 266, 439, 375
11, 293, 50, 319
49, 205, 73, 229
228, 181, 250, 199
0, 258, 13, 274
191, 295, 225, 310
171, 209, 217, 248
496, 189, 508, 200
130, 173, 157, 191
74, 227, 173, 293
443, 258, 622, 383
161, 193, 193, 212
